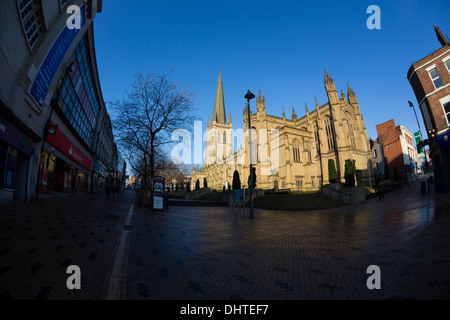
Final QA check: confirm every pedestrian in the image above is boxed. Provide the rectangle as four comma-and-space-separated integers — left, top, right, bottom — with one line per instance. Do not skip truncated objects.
378, 185, 385, 200
113, 186, 118, 200
105, 185, 111, 200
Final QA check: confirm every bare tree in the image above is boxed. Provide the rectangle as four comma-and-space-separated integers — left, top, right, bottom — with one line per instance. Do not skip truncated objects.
111, 70, 195, 190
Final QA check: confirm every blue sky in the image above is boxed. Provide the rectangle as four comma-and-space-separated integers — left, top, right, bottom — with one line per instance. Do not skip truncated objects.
94, 0, 450, 160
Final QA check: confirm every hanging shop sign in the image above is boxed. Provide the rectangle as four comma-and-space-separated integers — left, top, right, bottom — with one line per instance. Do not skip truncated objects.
29, 5, 85, 107
0, 113, 33, 156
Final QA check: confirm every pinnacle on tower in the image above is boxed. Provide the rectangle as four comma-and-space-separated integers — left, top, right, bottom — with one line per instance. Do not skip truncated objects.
347, 82, 358, 105
228, 111, 232, 125
213, 70, 227, 124
324, 68, 334, 85
315, 97, 321, 120
292, 107, 297, 121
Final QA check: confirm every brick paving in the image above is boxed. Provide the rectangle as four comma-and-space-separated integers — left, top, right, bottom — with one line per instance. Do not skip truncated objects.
127, 179, 450, 300
1, 178, 450, 300
0, 191, 133, 300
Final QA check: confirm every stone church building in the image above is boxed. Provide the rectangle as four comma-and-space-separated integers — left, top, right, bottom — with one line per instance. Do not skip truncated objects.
191, 70, 372, 191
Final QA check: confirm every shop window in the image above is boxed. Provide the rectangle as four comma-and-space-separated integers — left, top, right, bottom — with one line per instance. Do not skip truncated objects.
0, 143, 8, 189
5, 148, 18, 189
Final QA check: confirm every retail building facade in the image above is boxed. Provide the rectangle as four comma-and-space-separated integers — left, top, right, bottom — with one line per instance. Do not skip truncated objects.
0, 0, 118, 201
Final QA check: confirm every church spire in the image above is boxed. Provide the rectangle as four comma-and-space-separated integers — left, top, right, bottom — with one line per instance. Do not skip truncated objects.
213, 70, 227, 124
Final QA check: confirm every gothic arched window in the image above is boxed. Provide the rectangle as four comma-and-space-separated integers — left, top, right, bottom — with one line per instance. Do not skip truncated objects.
293, 139, 301, 162
324, 117, 335, 151
344, 112, 356, 149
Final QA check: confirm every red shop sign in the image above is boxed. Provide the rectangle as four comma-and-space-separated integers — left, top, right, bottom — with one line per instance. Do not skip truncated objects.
46, 123, 92, 170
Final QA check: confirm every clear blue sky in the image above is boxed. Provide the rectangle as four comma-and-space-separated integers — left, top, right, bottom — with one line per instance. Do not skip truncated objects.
94, 0, 450, 160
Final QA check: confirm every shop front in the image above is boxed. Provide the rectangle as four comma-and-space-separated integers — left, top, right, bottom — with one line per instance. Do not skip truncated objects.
39, 121, 92, 195
92, 159, 108, 193
0, 112, 35, 202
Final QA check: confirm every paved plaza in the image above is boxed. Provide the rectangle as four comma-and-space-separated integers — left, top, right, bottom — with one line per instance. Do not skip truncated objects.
1, 178, 449, 300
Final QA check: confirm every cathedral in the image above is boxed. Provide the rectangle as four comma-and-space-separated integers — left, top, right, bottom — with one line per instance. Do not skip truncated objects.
191, 70, 372, 191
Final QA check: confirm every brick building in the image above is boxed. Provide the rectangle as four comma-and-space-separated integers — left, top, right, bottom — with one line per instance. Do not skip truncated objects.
376, 119, 419, 184
407, 25, 450, 193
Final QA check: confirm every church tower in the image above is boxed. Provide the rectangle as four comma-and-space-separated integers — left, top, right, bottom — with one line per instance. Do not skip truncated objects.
205, 70, 233, 167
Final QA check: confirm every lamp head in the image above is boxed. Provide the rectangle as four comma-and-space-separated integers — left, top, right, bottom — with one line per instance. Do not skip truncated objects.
245, 90, 255, 100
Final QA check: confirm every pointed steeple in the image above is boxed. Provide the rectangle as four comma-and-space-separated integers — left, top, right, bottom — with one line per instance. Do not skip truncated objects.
207, 115, 211, 126
292, 107, 297, 122
228, 111, 232, 125
213, 70, 226, 124
282, 107, 286, 120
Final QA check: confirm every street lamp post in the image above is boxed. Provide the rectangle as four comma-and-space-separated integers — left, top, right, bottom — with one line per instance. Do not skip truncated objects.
408, 101, 430, 194
245, 89, 255, 219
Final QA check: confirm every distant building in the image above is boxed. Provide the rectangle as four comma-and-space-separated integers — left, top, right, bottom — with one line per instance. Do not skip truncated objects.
370, 139, 386, 183
407, 25, 450, 193
376, 119, 420, 184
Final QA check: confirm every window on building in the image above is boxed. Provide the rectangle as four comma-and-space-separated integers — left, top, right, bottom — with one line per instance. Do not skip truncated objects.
313, 124, 320, 153
295, 179, 302, 187
18, 0, 44, 49
324, 117, 335, 151
374, 149, 377, 158
420, 101, 433, 132
54, 38, 100, 147
443, 101, 450, 125
429, 68, 444, 89
293, 139, 301, 162
306, 142, 312, 163
344, 112, 356, 149
445, 60, 450, 73
60, 0, 69, 8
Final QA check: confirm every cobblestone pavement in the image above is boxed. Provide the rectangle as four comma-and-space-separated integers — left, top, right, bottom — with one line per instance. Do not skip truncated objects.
1, 178, 449, 300
127, 179, 450, 300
